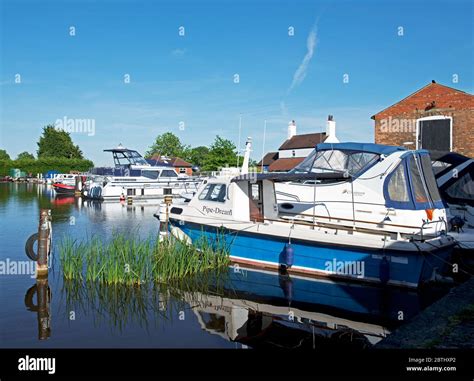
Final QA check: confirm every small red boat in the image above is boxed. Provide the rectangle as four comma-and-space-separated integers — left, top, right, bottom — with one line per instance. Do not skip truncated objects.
52, 182, 76, 195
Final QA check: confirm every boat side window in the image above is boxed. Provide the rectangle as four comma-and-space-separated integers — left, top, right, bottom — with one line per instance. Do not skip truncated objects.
445, 170, 474, 200
198, 183, 227, 202
142, 170, 159, 180
160, 170, 178, 178
409, 156, 429, 203
420, 154, 442, 202
388, 164, 410, 202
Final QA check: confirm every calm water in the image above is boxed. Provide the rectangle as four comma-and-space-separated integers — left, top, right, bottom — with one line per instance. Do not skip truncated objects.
0, 183, 450, 349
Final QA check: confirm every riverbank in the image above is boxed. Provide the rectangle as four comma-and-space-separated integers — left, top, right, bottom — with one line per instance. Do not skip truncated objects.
377, 276, 474, 348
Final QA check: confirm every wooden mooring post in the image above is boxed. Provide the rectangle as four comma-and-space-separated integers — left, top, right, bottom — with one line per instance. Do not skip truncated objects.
75, 175, 82, 196
36, 209, 52, 278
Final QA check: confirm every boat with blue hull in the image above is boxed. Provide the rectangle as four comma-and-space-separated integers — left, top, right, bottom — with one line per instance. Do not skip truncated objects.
160, 140, 455, 288
174, 219, 452, 288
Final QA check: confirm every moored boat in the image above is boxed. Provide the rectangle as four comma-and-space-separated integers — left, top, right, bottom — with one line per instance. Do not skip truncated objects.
52, 182, 76, 195
82, 145, 203, 200
160, 141, 455, 288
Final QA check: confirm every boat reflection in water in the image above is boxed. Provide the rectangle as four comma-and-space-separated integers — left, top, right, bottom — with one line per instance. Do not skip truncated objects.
56, 265, 448, 349
182, 266, 447, 349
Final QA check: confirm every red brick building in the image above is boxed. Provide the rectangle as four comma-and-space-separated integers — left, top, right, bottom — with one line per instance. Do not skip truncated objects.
372, 81, 474, 157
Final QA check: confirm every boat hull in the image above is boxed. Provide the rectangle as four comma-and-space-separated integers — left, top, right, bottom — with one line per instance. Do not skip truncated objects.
52, 183, 76, 195
170, 219, 454, 289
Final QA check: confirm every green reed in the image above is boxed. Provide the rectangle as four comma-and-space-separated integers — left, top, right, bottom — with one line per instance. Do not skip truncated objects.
58, 229, 231, 285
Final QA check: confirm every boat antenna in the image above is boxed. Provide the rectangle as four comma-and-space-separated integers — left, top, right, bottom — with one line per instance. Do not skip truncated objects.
241, 137, 252, 175
237, 114, 242, 168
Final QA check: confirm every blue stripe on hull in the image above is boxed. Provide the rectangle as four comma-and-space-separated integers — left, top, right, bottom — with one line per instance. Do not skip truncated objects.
172, 220, 452, 288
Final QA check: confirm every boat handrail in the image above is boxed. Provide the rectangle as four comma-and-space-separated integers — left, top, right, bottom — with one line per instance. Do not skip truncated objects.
267, 214, 446, 238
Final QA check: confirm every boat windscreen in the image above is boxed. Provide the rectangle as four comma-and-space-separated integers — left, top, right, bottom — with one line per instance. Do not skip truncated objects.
127, 151, 149, 165
292, 149, 380, 177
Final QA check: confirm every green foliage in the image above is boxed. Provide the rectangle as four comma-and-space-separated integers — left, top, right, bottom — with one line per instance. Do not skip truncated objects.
145, 132, 189, 158
58, 230, 230, 285
37, 125, 84, 159
0, 149, 11, 160
201, 136, 238, 171
16, 151, 35, 160
0, 157, 94, 176
184, 146, 210, 169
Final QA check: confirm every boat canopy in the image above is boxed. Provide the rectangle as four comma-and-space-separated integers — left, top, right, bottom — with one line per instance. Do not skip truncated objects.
315, 142, 405, 156
432, 151, 474, 207
383, 151, 444, 210
291, 142, 404, 178
231, 172, 349, 183
103, 148, 149, 167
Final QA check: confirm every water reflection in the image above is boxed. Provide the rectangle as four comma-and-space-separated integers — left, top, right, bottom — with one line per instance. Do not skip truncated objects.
24, 279, 52, 340
54, 267, 448, 348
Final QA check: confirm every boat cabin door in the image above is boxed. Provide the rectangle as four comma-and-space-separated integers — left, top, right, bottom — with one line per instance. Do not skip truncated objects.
249, 181, 264, 222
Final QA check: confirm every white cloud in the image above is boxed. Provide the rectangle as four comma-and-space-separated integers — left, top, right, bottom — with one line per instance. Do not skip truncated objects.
288, 26, 318, 92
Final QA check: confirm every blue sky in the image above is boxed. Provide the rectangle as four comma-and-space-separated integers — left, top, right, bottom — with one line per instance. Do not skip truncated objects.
1, 0, 473, 165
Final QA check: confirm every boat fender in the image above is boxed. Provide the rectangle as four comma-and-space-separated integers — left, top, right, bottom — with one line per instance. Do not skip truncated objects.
379, 256, 390, 284
25, 233, 39, 261
280, 243, 294, 269
120, 193, 125, 202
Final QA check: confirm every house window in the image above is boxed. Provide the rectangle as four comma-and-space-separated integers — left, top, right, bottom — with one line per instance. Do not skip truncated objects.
179, 167, 186, 174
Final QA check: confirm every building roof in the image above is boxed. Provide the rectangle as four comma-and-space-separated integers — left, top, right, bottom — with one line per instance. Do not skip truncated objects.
268, 157, 305, 172
171, 157, 193, 167
257, 152, 279, 166
316, 142, 406, 156
372, 82, 474, 120
279, 132, 326, 150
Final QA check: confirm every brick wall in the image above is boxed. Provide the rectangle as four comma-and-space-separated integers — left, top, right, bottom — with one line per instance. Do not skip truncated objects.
373, 83, 474, 157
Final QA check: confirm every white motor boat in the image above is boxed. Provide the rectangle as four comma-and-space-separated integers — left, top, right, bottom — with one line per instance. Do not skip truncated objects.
82, 145, 203, 201
160, 141, 455, 288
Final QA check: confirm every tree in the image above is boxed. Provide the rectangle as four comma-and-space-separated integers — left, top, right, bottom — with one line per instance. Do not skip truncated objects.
201, 136, 238, 171
185, 146, 210, 168
16, 152, 35, 160
0, 149, 10, 160
37, 125, 84, 159
146, 132, 188, 158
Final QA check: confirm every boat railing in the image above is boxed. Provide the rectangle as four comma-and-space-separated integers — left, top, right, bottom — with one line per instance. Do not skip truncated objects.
267, 213, 448, 240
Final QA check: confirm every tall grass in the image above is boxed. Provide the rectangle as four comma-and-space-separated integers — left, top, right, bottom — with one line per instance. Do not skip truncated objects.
58, 229, 231, 286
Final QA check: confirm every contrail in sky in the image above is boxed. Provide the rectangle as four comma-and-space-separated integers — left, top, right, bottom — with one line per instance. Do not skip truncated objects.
288, 24, 318, 92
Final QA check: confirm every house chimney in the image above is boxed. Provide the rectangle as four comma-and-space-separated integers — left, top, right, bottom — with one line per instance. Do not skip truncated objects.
288, 120, 297, 139
325, 115, 339, 143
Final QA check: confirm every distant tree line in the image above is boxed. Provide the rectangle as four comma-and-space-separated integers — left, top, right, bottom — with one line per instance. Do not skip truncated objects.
146, 132, 256, 171
0, 126, 256, 176
0, 125, 93, 176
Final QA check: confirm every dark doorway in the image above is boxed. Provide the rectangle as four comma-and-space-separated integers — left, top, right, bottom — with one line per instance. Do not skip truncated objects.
418, 118, 451, 152
249, 182, 264, 222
